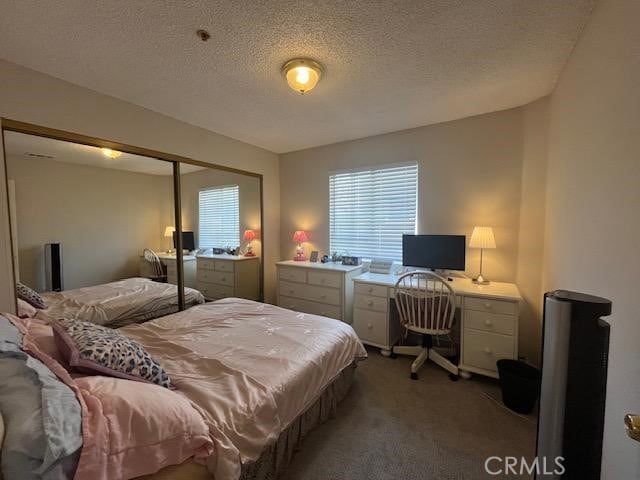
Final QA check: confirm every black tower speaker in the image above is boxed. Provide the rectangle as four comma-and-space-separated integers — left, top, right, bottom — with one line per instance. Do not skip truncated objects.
536, 290, 612, 479
44, 243, 63, 292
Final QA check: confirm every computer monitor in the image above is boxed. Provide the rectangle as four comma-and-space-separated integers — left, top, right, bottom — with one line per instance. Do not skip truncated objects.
173, 231, 196, 251
402, 234, 466, 271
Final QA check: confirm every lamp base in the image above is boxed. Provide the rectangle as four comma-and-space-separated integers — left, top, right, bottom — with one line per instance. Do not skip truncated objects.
244, 251, 256, 257
472, 274, 490, 285
293, 253, 307, 262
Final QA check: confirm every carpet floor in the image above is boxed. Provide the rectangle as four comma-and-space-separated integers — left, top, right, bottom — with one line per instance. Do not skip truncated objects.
280, 347, 536, 480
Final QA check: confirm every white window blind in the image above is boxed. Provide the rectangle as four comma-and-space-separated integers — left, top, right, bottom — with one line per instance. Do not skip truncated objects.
330, 163, 418, 261
198, 185, 240, 248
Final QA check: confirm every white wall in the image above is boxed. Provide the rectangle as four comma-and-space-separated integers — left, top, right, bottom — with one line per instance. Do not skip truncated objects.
0, 59, 280, 304
517, 97, 550, 365
280, 107, 549, 362
7, 154, 171, 291
542, 0, 640, 477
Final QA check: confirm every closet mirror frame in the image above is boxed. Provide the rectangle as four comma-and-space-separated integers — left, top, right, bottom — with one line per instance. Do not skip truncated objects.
0, 118, 265, 312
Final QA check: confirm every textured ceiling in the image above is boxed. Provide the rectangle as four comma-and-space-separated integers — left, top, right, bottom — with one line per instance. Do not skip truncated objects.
0, 1, 594, 153
4, 131, 204, 175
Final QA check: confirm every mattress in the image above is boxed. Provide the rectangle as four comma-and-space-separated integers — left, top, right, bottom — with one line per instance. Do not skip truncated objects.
35, 277, 205, 327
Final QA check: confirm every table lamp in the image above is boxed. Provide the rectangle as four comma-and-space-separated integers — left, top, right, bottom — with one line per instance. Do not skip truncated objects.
469, 226, 496, 284
243, 229, 257, 256
164, 226, 175, 253
292, 230, 309, 261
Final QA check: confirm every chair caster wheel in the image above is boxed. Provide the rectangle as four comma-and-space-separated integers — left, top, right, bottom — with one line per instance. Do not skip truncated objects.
448, 373, 459, 382
389, 352, 397, 359
410, 372, 418, 380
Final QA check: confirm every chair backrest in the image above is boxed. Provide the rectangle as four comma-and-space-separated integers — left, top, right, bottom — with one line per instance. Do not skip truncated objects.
394, 271, 456, 335
143, 248, 164, 278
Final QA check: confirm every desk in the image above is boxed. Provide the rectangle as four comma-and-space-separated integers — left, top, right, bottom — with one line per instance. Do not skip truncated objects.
139, 253, 197, 289
352, 272, 522, 379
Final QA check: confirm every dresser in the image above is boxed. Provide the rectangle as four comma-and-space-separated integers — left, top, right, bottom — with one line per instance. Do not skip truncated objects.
196, 254, 260, 301
276, 261, 364, 323
139, 253, 197, 289
352, 272, 521, 379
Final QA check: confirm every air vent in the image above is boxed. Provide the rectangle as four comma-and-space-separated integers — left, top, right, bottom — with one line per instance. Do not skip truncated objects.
25, 152, 54, 159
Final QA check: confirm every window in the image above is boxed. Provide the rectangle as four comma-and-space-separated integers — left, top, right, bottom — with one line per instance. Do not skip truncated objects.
329, 163, 418, 261
198, 185, 240, 248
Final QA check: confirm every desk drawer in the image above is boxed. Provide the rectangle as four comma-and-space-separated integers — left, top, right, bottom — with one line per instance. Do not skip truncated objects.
197, 258, 215, 270
353, 309, 388, 346
215, 260, 235, 273
355, 282, 388, 298
198, 282, 234, 300
279, 281, 341, 306
465, 297, 518, 316
197, 269, 233, 287
278, 267, 307, 283
463, 330, 515, 373
308, 271, 341, 288
279, 295, 341, 320
464, 310, 516, 336
354, 294, 388, 313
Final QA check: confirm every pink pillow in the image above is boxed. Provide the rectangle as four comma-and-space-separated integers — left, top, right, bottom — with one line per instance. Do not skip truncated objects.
17, 298, 37, 318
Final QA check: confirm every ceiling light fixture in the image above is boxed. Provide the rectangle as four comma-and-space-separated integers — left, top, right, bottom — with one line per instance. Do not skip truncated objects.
282, 58, 323, 95
101, 148, 122, 159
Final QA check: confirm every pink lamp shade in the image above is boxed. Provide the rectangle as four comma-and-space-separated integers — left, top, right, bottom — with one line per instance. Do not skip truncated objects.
243, 230, 257, 256
292, 230, 309, 261
292, 230, 309, 243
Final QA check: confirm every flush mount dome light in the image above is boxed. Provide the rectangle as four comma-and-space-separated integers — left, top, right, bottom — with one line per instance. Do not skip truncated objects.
101, 148, 122, 159
282, 58, 323, 94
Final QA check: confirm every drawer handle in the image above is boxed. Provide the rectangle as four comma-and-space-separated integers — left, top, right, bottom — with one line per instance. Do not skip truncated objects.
321, 278, 326, 283
483, 347, 493, 355
289, 290, 295, 294
367, 323, 373, 329
367, 300, 374, 307
368, 287, 373, 293
321, 294, 327, 299
484, 303, 492, 309
221, 277, 226, 282
484, 319, 493, 326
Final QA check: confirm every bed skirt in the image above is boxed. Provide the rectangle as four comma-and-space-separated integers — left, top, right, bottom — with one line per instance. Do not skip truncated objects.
138, 361, 358, 480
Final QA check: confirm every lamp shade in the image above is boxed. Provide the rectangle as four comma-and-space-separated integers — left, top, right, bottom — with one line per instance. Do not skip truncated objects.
292, 230, 309, 243
164, 226, 175, 238
243, 229, 256, 241
469, 226, 496, 249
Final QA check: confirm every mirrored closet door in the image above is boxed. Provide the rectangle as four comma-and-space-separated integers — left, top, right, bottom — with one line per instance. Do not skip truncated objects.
2, 121, 264, 326
3, 130, 181, 327
178, 162, 263, 304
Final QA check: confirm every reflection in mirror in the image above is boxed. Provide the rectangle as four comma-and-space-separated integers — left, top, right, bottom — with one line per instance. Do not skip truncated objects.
3, 131, 205, 328
179, 166, 262, 302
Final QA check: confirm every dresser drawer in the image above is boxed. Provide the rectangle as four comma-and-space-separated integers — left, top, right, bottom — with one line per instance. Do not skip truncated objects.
308, 271, 341, 288
354, 294, 388, 313
198, 282, 234, 300
353, 309, 388, 346
279, 281, 341, 306
197, 269, 233, 287
166, 263, 177, 276
197, 258, 215, 270
278, 267, 307, 283
464, 310, 516, 336
463, 330, 515, 373
355, 282, 388, 298
279, 295, 342, 320
214, 260, 235, 273
465, 297, 518, 316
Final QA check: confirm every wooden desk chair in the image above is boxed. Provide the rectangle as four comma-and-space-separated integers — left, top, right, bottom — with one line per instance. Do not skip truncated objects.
143, 248, 167, 283
392, 271, 459, 380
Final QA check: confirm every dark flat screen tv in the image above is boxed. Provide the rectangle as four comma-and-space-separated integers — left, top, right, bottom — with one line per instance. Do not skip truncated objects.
402, 234, 466, 271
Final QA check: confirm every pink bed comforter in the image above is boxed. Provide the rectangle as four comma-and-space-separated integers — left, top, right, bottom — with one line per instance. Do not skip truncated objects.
118, 298, 367, 479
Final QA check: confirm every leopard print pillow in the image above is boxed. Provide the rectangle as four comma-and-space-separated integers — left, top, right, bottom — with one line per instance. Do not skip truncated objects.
52, 319, 172, 389
16, 282, 47, 309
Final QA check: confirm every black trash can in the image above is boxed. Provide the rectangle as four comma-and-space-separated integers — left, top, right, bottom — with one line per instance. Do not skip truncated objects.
496, 359, 541, 414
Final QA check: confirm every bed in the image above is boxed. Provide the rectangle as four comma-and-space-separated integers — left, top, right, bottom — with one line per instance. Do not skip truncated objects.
2, 298, 366, 480
35, 277, 205, 328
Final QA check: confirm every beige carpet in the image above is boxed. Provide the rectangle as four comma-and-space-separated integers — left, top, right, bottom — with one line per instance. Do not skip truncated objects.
280, 347, 536, 480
